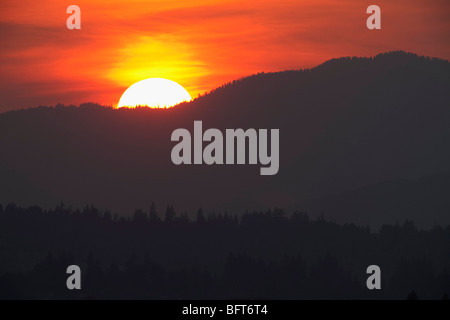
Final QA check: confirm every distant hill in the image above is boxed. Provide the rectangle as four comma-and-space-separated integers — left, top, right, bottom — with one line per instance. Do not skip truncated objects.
0, 51, 449, 227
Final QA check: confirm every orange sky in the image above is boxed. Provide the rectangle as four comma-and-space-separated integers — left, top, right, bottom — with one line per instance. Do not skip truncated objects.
0, 0, 449, 111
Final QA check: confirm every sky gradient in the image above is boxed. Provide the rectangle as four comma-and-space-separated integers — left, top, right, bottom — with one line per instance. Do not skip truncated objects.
0, 0, 449, 112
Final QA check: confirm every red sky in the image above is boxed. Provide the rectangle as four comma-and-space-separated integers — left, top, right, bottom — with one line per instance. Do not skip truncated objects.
0, 0, 449, 112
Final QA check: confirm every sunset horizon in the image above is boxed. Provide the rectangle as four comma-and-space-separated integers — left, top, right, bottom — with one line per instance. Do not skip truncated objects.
1, 0, 449, 303
1, 0, 449, 111
0, 50, 447, 112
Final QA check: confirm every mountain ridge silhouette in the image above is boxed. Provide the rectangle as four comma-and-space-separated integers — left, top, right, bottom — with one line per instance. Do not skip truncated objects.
0, 51, 449, 227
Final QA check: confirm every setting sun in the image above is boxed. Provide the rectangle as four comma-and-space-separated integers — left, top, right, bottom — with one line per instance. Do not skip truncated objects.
117, 78, 192, 108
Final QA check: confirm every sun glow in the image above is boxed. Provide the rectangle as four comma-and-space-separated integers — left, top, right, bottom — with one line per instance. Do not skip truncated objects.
117, 78, 192, 108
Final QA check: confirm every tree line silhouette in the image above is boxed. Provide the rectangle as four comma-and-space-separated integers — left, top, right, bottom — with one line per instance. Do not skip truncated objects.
0, 202, 448, 299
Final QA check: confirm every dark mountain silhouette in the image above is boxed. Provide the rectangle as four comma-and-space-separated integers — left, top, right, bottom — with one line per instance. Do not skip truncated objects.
1, 51, 450, 300
0, 51, 449, 227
